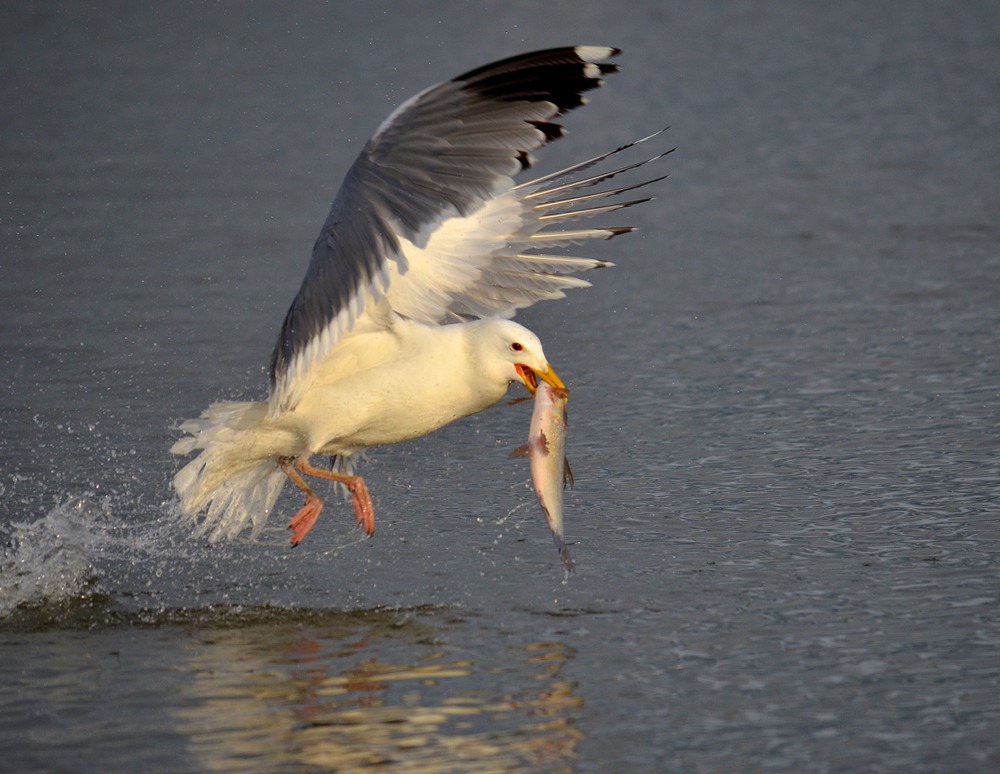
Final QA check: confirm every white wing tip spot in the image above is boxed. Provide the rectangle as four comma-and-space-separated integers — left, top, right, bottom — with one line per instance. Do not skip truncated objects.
575, 46, 618, 62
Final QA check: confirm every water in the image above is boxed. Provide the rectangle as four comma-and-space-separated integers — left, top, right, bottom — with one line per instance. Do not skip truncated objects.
2, 2, 999, 771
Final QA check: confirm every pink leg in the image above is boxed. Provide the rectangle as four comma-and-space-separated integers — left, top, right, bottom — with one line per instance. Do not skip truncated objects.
297, 458, 375, 536
279, 456, 376, 544
279, 459, 326, 546
288, 495, 323, 546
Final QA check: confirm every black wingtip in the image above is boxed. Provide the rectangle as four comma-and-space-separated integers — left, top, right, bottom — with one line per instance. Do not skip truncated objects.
456, 46, 621, 116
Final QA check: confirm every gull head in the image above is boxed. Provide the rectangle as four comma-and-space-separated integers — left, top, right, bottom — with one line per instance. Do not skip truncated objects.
472, 319, 566, 396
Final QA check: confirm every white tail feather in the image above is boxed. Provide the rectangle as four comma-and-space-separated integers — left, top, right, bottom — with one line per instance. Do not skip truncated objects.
171, 401, 295, 542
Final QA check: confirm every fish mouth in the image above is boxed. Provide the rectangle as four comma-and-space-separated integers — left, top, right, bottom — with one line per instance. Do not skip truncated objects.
516, 363, 567, 395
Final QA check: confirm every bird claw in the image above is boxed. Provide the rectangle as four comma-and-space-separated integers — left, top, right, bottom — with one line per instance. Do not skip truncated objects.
288, 495, 323, 546
281, 457, 375, 543
349, 479, 375, 536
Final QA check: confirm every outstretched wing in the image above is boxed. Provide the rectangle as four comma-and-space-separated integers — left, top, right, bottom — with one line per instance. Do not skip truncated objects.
269, 46, 665, 411
381, 129, 670, 325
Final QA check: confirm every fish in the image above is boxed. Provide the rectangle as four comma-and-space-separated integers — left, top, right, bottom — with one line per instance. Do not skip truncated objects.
509, 381, 575, 572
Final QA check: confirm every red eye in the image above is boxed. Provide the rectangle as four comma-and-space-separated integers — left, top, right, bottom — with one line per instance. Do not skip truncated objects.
511, 341, 524, 352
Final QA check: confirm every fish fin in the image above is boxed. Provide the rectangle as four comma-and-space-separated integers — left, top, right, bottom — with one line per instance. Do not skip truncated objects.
507, 444, 531, 459
538, 430, 550, 455
507, 396, 533, 406
553, 534, 575, 573
563, 458, 575, 489
559, 545, 576, 574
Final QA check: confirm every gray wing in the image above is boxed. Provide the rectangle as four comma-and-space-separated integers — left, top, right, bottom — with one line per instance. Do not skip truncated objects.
269, 47, 662, 411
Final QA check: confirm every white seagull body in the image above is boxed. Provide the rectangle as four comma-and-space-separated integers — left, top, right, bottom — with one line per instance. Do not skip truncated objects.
171, 46, 669, 545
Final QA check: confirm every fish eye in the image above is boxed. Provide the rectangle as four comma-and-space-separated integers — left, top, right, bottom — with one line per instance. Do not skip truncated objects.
510, 341, 524, 352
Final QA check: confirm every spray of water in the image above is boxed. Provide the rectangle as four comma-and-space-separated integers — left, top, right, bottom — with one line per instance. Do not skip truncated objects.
0, 492, 194, 622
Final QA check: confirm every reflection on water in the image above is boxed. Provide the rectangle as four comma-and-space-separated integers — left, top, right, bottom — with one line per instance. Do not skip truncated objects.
172, 610, 582, 772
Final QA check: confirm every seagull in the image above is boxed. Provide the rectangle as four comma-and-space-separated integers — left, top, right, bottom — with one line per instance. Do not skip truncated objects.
171, 46, 669, 545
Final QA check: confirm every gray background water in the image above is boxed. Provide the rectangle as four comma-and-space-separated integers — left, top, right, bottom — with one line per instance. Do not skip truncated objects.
2, 2, 999, 771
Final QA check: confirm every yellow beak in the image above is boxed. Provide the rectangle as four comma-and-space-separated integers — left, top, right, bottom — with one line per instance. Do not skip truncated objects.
515, 363, 567, 395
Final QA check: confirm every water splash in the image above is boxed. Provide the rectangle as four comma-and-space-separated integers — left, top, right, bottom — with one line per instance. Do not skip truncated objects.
0, 492, 192, 623
0, 494, 108, 618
